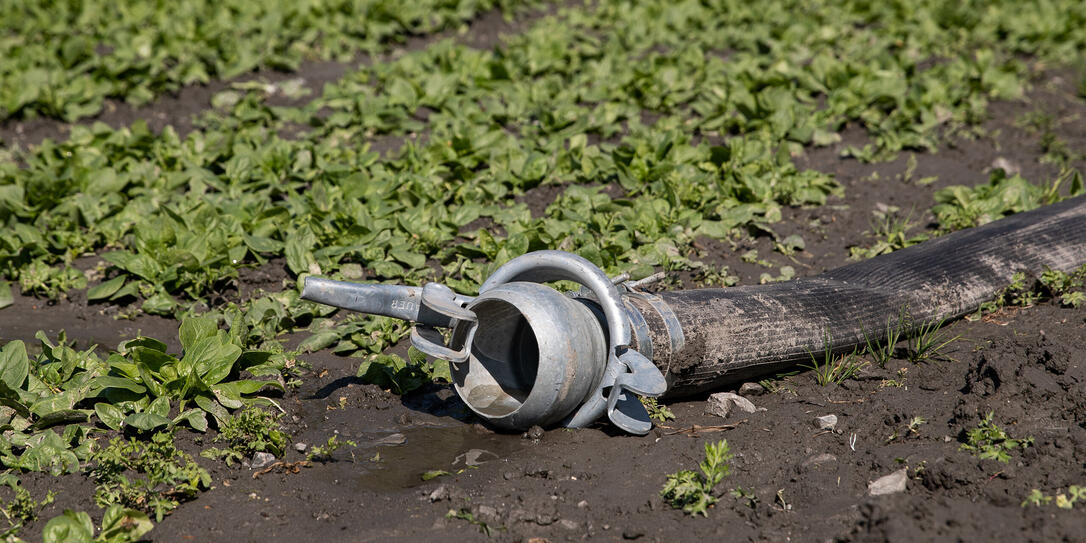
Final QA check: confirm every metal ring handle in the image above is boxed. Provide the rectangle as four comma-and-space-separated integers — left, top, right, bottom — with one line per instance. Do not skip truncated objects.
481, 251, 633, 350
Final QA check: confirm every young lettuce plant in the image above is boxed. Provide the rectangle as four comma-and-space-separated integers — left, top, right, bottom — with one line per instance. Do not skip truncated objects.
91, 316, 284, 432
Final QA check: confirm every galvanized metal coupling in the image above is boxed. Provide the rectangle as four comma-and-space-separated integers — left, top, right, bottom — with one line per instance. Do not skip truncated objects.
300, 251, 675, 434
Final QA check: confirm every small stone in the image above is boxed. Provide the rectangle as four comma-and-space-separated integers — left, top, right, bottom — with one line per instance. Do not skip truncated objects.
294, 442, 307, 452
814, 415, 838, 431
503, 471, 519, 480
622, 527, 645, 540
559, 519, 579, 530
577, 500, 589, 508
705, 392, 758, 419
523, 425, 545, 440
868, 469, 908, 496
802, 453, 837, 468
250, 452, 276, 469
476, 505, 500, 524
739, 382, 765, 396
428, 485, 450, 503
990, 156, 1020, 175
375, 433, 407, 445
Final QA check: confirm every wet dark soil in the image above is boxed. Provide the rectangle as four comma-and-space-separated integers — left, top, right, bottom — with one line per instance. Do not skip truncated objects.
1, 14, 1086, 543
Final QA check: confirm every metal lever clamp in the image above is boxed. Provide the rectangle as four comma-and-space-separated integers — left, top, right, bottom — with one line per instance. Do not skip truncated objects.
409, 283, 478, 363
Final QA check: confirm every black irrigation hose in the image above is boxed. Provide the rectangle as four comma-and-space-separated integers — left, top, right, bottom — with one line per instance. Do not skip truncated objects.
630, 194, 1086, 397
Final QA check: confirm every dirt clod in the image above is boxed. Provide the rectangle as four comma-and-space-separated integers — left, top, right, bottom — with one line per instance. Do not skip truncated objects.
523, 425, 545, 440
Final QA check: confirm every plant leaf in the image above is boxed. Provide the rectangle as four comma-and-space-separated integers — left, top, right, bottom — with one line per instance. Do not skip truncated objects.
0, 281, 12, 310
185, 337, 242, 386
98, 505, 153, 542
179, 316, 218, 354
194, 394, 230, 426
147, 396, 171, 417
31, 409, 91, 430
0, 340, 29, 390
29, 388, 85, 418
86, 276, 126, 301
42, 509, 95, 543
123, 412, 171, 431
88, 376, 147, 396
172, 408, 208, 432
94, 402, 125, 431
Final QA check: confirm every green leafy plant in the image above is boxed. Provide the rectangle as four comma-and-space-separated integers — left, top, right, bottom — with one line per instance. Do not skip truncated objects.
306, 435, 357, 462
446, 508, 497, 536
1055, 486, 1086, 509
849, 208, 930, 260
960, 412, 1034, 463
1022, 485, 1086, 509
40, 505, 153, 543
879, 367, 909, 389
0, 474, 55, 538
933, 169, 1083, 232
887, 416, 927, 443
1039, 264, 1086, 308
355, 347, 450, 395
0, 0, 522, 122
972, 265, 1086, 317
421, 470, 451, 481
200, 407, 289, 466
91, 316, 284, 430
640, 397, 675, 422
1022, 488, 1053, 507
660, 440, 733, 516
90, 431, 211, 521
976, 272, 1041, 315
730, 487, 758, 509
0, 319, 282, 479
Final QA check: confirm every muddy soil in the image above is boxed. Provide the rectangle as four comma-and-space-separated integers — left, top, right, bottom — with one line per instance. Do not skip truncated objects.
2, 10, 1086, 543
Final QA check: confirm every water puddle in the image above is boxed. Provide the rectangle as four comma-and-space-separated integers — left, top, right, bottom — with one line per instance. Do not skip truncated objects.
353, 423, 523, 491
